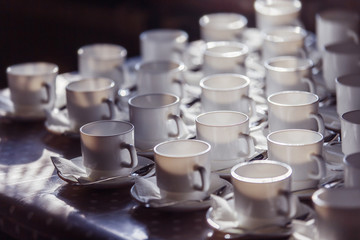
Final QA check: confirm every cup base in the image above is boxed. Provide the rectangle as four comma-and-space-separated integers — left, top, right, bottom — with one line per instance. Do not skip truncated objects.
160, 189, 207, 201
85, 167, 133, 181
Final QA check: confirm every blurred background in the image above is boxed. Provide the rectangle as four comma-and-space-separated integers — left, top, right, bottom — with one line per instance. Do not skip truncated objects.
1, 0, 359, 89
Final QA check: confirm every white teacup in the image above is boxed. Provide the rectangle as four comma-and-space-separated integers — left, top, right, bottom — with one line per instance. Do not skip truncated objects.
140, 29, 189, 62
135, 60, 185, 98
200, 73, 255, 116
267, 91, 324, 134
254, 0, 302, 31
80, 120, 138, 180
312, 188, 360, 240
203, 41, 249, 76
264, 56, 315, 97
195, 111, 255, 171
231, 160, 294, 229
199, 12, 248, 42
78, 43, 127, 91
267, 129, 326, 191
154, 139, 211, 201
316, 9, 359, 52
128, 93, 186, 151
6, 62, 58, 117
66, 78, 116, 132
336, 73, 360, 117
344, 152, 360, 188
322, 42, 360, 93
341, 110, 360, 156
262, 26, 307, 61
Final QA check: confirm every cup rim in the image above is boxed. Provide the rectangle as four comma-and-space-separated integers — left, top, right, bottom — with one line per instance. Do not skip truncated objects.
312, 188, 360, 209
204, 41, 249, 58
199, 12, 248, 30
140, 28, 189, 42
267, 90, 319, 107
231, 160, 292, 184
263, 26, 307, 43
154, 139, 211, 158
341, 110, 360, 124
336, 73, 360, 88
195, 110, 249, 127
254, 0, 302, 16
134, 59, 186, 73
77, 43, 127, 60
80, 120, 134, 137
66, 78, 115, 93
344, 152, 360, 170
267, 129, 324, 146
200, 73, 250, 91
128, 93, 180, 109
6, 62, 59, 77
264, 56, 313, 72
317, 9, 360, 23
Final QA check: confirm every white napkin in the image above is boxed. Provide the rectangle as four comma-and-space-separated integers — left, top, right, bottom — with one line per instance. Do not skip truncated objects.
51, 156, 87, 182
292, 219, 318, 240
45, 108, 73, 134
133, 177, 162, 203
0, 88, 13, 116
210, 194, 240, 230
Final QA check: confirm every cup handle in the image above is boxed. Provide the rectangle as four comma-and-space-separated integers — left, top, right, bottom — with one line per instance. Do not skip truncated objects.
347, 29, 359, 44
102, 98, 115, 120
172, 78, 184, 99
41, 82, 51, 104
240, 95, 256, 117
309, 113, 325, 135
299, 47, 308, 58
119, 142, 138, 168
277, 190, 296, 219
300, 77, 316, 93
238, 133, 256, 157
167, 114, 185, 138
308, 154, 326, 180
193, 165, 209, 191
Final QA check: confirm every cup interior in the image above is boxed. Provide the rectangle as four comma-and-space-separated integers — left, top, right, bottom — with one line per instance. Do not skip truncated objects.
129, 93, 178, 108
325, 42, 360, 54
342, 110, 360, 124
319, 9, 359, 22
78, 44, 127, 60
313, 188, 360, 209
344, 152, 360, 170
232, 161, 291, 183
7, 62, 58, 76
268, 91, 318, 106
137, 60, 183, 74
66, 78, 114, 92
268, 129, 323, 145
155, 140, 210, 158
265, 56, 313, 72
205, 42, 248, 57
196, 111, 248, 126
200, 13, 247, 29
80, 120, 133, 137
201, 74, 249, 90
337, 74, 360, 87
265, 27, 306, 42
141, 29, 188, 42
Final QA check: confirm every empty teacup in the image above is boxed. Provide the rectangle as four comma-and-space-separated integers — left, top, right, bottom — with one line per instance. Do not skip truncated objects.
140, 29, 189, 62
336, 73, 360, 116
66, 78, 116, 132
135, 60, 185, 98
200, 73, 255, 116
231, 160, 294, 229
316, 9, 359, 52
341, 110, 360, 156
312, 188, 360, 240
267, 91, 324, 134
199, 12, 248, 41
80, 120, 138, 180
344, 152, 360, 188
267, 129, 326, 191
264, 56, 315, 97
128, 93, 187, 151
78, 43, 127, 91
154, 139, 211, 201
6, 62, 58, 117
254, 0, 302, 31
203, 41, 249, 76
195, 111, 255, 171
262, 26, 307, 61
322, 42, 360, 93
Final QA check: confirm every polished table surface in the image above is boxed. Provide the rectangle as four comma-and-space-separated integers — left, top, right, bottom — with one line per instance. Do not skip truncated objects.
0, 120, 245, 240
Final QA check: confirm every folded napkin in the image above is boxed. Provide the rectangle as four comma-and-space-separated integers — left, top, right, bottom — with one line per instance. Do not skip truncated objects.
133, 177, 162, 203
0, 88, 14, 116
292, 219, 318, 240
210, 194, 240, 230
51, 156, 87, 183
45, 108, 73, 134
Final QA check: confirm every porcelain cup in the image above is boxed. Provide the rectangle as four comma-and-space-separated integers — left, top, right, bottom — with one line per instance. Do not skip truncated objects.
344, 152, 360, 188
80, 120, 138, 180
267, 129, 326, 191
154, 139, 211, 201
66, 78, 116, 132
336, 73, 360, 116
6, 62, 58, 117
341, 110, 360, 155
195, 111, 255, 171
267, 91, 324, 134
231, 160, 295, 229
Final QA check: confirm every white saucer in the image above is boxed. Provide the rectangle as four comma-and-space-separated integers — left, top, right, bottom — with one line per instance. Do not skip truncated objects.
130, 174, 233, 211
51, 155, 155, 188
206, 197, 315, 239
